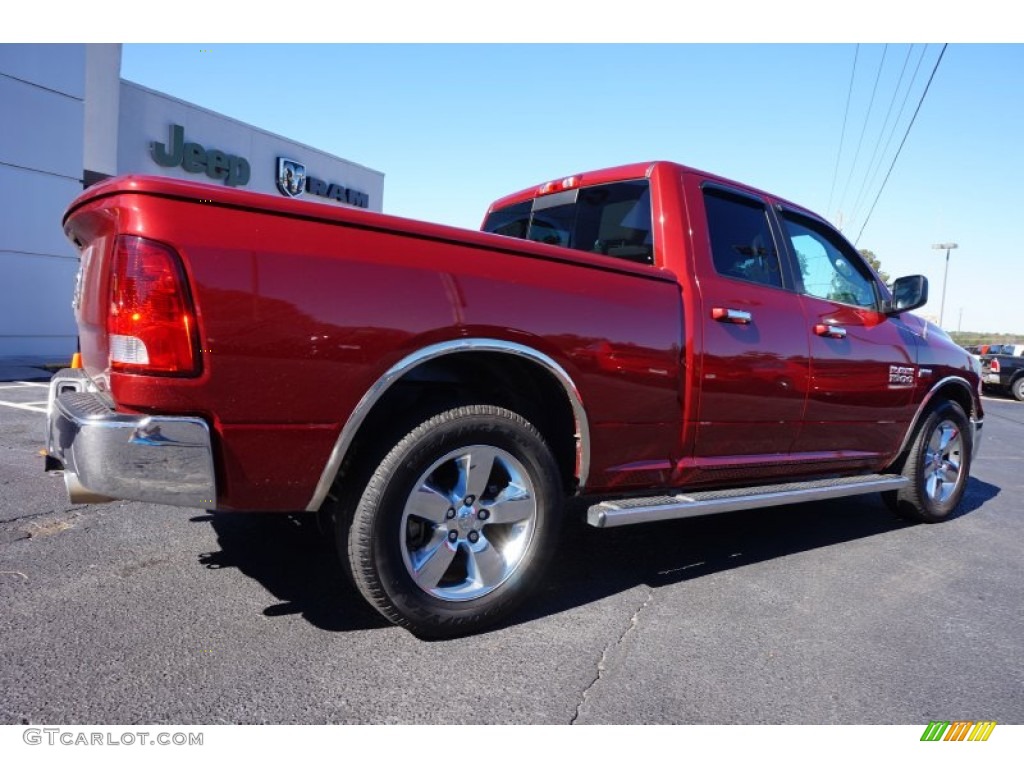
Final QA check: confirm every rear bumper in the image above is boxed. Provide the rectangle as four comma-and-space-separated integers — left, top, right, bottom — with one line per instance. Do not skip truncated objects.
46, 369, 216, 508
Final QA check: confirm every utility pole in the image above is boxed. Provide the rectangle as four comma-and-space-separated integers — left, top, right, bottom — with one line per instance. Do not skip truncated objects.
931, 242, 958, 328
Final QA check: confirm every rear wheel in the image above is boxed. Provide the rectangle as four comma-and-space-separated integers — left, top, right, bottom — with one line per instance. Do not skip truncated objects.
342, 405, 562, 638
887, 400, 972, 523
1012, 377, 1024, 402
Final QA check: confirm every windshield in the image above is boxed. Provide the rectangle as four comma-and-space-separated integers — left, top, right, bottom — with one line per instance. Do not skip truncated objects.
483, 180, 654, 265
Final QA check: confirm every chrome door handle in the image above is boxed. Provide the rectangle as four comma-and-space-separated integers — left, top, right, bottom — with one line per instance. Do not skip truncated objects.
711, 307, 752, 324
814, 324, 847, 339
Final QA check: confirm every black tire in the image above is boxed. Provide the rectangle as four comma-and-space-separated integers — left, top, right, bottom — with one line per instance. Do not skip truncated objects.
342, 405, 563, 638
1012, 377, 1024, 402
887, 400, 972, 523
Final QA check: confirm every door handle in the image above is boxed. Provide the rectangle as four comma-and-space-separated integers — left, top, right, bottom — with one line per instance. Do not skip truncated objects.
711, 307, 752, 324
814, 323, 847, 339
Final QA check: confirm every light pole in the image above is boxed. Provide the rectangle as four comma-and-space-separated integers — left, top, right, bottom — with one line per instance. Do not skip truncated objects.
932, 242, 958, 328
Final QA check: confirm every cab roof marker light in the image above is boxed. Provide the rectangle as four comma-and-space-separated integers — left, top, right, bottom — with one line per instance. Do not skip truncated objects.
538, 175, 581, 196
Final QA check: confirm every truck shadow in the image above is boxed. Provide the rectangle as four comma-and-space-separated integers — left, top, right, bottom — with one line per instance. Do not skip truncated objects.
192, 477, 1000, 635
195, 512, 390, 632
516, 476, 1002, 627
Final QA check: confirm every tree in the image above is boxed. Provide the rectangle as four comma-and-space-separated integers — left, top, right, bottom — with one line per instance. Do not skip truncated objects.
859, 249, 889, 284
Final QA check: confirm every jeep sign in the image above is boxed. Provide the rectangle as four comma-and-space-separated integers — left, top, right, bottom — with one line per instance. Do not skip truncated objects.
150, 124, 250, 187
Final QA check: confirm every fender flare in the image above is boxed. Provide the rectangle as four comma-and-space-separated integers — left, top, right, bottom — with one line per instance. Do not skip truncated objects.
304, 338, 591, 512
893, 375, 980, 459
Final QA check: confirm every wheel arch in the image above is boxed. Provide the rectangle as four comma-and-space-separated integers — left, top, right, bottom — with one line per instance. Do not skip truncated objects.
305, 339, 589, 512
893, 376, 978, 461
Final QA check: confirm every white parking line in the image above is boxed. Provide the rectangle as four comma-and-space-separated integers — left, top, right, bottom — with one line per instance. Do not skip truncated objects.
982, 396, 1021, 404
0, 400, 47, 414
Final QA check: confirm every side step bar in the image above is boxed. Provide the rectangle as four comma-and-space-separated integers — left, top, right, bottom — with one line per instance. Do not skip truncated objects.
587, 474, 910, 528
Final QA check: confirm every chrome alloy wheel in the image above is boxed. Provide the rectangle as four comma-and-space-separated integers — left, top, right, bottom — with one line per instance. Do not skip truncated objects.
399, 445, 537, 601
923, 419, 964, 504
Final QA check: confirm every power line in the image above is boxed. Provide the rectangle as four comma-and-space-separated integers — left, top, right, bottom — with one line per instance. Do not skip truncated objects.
849, 44, 916, 225
837, 44, 888, 225
850, 45, 930, 230
854, 44, 949, 247
827, 45, 859, 221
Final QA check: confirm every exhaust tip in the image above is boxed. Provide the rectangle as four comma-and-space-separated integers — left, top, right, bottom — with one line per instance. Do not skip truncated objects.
64, 472, 116, 504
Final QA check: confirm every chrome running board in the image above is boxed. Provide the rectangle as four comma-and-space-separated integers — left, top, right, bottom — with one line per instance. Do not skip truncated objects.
587, 474, 909, 528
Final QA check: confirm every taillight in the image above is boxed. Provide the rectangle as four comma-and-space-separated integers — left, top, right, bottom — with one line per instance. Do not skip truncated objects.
991, 358, 1000, 373
107, 235, 200, 375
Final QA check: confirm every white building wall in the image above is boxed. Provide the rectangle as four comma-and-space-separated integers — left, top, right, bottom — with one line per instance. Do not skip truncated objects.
0, 44, 85, 361
118, 81, 385, 211
1, 44, 385, 363
84, 44, 122, 178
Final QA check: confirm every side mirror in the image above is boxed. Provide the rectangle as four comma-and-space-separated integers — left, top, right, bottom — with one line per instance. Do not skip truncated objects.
887, 275, 928, 315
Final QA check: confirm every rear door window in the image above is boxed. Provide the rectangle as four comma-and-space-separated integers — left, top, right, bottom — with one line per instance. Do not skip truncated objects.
703, 187, 784, 289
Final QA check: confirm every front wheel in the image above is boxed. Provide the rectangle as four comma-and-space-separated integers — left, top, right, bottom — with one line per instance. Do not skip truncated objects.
343, 405, 563, 638
887, 400, 972, 523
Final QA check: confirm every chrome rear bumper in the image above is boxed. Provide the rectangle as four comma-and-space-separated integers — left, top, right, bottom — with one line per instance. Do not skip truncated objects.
46, 369, 216, 508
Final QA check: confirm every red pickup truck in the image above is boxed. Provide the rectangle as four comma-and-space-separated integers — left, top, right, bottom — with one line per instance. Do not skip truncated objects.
47, 161, 984, 637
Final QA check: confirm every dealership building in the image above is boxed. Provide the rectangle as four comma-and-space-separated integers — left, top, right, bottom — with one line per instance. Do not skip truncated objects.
0, 43, 385, 364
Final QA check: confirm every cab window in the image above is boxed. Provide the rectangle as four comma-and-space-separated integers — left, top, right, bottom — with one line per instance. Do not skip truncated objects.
482, 180, 654, 265
703, 187, 784, 289
483, 200, 531, 239
781, 212, 877, 308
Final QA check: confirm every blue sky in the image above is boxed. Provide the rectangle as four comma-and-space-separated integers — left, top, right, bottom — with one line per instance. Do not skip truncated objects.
121, 43, 1024, 335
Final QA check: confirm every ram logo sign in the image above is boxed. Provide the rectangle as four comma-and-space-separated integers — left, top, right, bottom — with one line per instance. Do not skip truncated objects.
274, 157, 370, 208
276, 158, 307, 198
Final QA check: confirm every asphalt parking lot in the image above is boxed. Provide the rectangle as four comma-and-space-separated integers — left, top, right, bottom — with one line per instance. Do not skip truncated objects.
1, 377, 1022, 725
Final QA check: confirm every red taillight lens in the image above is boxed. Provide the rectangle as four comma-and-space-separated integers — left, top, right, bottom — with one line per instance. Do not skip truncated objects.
991, 358, 1000, 373
107, 235, 200, 375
